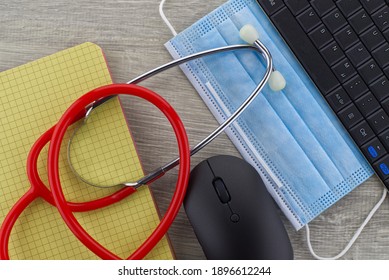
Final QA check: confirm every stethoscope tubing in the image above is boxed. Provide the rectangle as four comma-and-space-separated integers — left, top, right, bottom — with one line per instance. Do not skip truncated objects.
0, 39, 273, 259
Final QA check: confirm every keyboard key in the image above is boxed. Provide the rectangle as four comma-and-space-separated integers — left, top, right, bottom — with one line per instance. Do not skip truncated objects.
350, 120, 375, 145
320, 41, 345, 65
367, 108, 389, 133
309, 25, 333, 49
381, 98, 389, 114
349, 9, 374, 33
372, 42, 389, 68
358, 59, 383, 84
384, 65, 389, 78
323, 8, 347, 33
372, 6, 389, 31
361, 137, 387, 162
370, 76, 389, 101
373, 154, 389, 179
332, 58, 356, 83
334, 25, 359, 50
336, 0, 362, 17
272, 7, 340, 94
311, 0, 336, 16
379, 129, 389, 150
360, 0, 385, 14
338, 103, 363, 128
297, 8, 321, 32
258, 0, 285, 15
285, 0, 309, 15
384, 28, 389, 41
343, 75, 369, 99
360, 26, 386, 51
325, 87, 351, 111
346, 42, 371, 67
356, 92, 381, 116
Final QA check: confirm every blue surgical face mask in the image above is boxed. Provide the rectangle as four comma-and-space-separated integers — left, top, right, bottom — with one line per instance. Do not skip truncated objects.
165, 0, 373, 230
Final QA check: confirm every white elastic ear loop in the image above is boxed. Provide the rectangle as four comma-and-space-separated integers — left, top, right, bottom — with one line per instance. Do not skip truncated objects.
306, 186, 387, 260
159, 0, 178, 36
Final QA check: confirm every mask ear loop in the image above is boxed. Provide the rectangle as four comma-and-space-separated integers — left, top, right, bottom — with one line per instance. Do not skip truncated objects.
159, 0, 178, 36
306, 186, 387, 260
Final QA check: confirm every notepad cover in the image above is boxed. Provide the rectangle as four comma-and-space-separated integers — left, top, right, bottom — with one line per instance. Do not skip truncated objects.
0, 43, 174, 259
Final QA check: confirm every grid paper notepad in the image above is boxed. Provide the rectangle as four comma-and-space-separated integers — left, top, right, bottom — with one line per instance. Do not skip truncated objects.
0, 43, 174, 260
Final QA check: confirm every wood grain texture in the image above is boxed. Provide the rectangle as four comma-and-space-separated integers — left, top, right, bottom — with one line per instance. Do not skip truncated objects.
1, 0, 388, 260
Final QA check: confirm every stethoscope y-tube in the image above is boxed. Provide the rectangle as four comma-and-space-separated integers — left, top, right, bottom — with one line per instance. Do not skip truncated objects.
68, 24, 285, 189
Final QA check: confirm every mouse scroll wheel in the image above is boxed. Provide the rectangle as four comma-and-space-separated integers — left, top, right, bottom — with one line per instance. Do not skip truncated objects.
212, 178, 231, 204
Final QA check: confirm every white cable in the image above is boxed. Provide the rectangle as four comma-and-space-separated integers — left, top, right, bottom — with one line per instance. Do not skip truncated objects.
159, 0, 178, 36
306, 187, 387, 260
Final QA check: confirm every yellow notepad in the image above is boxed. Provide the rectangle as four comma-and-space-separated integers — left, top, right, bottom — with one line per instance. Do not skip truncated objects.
0, 43, 174, 259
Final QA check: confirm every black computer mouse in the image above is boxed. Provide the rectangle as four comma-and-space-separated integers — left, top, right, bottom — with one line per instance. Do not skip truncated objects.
184, 155, 293, 260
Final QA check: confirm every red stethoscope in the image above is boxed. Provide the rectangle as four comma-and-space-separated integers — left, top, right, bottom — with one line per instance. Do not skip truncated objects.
0, 25, 282, 259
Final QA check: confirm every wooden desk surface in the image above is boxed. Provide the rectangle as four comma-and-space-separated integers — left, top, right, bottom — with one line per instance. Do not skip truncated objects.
1, 0, 388, 259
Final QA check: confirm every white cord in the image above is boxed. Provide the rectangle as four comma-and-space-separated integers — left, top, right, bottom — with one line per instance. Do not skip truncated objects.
159, 0, 178, 36
306, 187, 387, 260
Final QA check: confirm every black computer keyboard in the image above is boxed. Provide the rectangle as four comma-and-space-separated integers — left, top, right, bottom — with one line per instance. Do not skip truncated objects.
256, 0, 389, 189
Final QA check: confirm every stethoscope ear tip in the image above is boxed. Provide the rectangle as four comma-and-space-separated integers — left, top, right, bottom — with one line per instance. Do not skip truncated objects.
239, 24, 286, 92
240, 24, 259, 45
268, 70, 286, 91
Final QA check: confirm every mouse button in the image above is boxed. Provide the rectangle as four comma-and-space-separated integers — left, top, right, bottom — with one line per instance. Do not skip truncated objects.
212, 178, 231, 204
